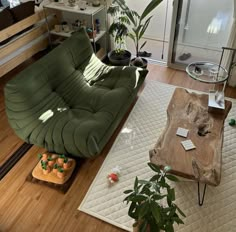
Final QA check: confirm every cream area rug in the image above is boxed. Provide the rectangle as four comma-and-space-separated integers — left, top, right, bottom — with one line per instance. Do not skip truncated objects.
79, 81, 236, 232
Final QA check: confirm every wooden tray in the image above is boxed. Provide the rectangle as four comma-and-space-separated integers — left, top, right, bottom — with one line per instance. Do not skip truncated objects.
32, 155, 76, 185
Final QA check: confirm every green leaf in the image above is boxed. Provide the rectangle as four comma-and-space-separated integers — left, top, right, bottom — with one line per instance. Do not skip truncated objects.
124, 190, 133, 194
138, 180, 149, 185
176, 205, 186, 217
130, 195, 147, 202
128, 33, 136, 42
174, 217, 184, 225
168, 188, 175, 201
140, 0, 163, 22
166, 174, 179, 182
139, 220, 148, 232
128, 202, 139, 219
150, 201, 161, 223
139, 16, 152, 40
148, 162, 161, 173
152, 194, 166, 201
149, 174, 160, 182
138, 201, 149, 219
165, 223, 174, 232
134, 176, 139, 191
139, 41, 147, 51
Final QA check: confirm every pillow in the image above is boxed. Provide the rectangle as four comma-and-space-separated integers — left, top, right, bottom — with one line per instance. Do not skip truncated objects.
0, 7, 14, 31
9, 1, 34, 22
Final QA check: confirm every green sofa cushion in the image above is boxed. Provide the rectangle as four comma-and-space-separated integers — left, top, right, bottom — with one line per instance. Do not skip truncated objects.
4, 28, 148, 158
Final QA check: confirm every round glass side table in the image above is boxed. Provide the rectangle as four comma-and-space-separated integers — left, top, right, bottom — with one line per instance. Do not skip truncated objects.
186, 62, 229, 110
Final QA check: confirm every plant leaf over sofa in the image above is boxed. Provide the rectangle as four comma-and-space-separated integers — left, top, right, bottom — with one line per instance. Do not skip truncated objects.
4, 28, 148, 158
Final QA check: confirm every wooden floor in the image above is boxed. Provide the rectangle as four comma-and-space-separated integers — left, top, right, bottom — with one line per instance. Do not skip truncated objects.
0, 60, 236, 232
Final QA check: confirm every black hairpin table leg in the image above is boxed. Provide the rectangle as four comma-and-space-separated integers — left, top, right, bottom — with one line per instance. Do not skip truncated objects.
198, 182, 207, 206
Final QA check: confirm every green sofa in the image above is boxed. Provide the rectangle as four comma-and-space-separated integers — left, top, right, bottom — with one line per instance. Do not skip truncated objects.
4, 29, 148, 158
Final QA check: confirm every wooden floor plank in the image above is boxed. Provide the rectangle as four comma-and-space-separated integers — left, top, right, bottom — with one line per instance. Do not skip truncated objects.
0, 59, 236, 232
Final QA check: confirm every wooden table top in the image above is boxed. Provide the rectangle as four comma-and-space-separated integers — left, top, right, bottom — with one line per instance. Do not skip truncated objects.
150, 88, 232, 186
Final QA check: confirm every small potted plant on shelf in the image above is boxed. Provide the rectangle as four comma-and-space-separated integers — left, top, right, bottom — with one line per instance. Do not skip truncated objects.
114, 0, 163, 68
57, 167, 66, 179
107, 2, 131, 66
124, 163, 185, 232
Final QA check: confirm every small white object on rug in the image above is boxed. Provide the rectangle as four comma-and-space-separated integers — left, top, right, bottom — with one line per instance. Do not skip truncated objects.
79, 81, 236, 232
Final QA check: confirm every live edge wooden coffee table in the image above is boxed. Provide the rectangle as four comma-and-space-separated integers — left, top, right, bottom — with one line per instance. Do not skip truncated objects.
150, 88, 232, 206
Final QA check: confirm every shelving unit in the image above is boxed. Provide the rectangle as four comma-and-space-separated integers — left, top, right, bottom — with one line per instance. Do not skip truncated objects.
43, 2, 107, 59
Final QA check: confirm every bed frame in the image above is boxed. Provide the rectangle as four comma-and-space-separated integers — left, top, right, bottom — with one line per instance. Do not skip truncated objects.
0, 10, 56, 78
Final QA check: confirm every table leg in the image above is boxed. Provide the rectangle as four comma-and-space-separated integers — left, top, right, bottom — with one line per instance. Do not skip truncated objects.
197, 182, 207, 206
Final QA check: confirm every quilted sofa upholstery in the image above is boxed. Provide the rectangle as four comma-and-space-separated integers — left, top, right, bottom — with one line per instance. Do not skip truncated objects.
4, 28, 148, 158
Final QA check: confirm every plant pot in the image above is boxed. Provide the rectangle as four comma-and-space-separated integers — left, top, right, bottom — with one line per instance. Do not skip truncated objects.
53, 168, 58, 174
108, 50, 131, 66
57, 157, 64, 165
48, 160, 55, 167
42, 166, 51, 175
41, 153, 48, 161
57, 171, 66, 179
130, 57, 148, 69
63, 161, 71, 169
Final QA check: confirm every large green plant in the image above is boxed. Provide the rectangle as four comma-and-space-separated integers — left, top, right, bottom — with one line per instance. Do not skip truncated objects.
107, 3, 130, 54
124, 163, 185, 232
114, 0, 163, 58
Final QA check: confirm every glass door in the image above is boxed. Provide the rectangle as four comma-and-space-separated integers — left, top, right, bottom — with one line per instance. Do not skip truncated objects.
168, 0, 234, 68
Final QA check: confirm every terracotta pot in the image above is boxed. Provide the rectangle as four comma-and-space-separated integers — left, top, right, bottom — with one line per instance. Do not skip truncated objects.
57, 158, 64, 165
53, 168, 58, 174
42, 166, 51, 175
57, 171, 65, 179
42, 153, 48, 161
63, 161, 71, 169
48, 160, 55, 167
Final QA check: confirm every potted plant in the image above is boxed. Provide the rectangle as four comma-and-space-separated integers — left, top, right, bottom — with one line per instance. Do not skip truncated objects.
124, 163, 185, 232
57, 154, 65, 165
38, 153, 48, 161
114, 0, 163, 68
53, 163, 58, 174
63, 157, 71, 169
107, 2, 131, 66
41, 160, 51, 175
57, 167, 66, 179
47, 156, 55, 167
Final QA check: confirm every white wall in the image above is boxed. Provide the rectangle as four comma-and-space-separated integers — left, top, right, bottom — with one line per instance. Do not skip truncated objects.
126, 0, 172, 41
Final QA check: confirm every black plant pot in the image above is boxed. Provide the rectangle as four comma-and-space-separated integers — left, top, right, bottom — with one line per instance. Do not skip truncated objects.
108, 50, 131, 66
130, 57, 148, 69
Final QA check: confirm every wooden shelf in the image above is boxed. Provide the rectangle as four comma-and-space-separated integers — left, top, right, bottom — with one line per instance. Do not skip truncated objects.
44, 2, 104, 15
50, 29, 106, 42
